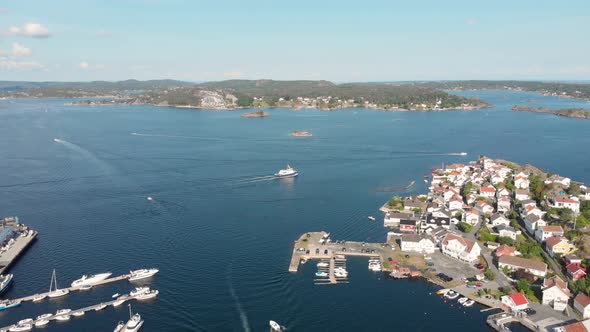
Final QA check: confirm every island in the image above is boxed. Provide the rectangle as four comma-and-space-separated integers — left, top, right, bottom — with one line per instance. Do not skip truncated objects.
289, 155, 590, 331
512, 105, 590, 119
240, 110, 270, 118
290, 131, 313, 137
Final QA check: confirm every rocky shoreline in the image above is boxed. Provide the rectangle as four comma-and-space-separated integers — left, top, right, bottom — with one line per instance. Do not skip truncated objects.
241, 110, 270, 118
512, 105, 590, 119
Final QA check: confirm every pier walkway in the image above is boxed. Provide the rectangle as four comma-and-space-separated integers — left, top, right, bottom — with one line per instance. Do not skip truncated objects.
0, 232, 37, 275
9, 273, 132, 304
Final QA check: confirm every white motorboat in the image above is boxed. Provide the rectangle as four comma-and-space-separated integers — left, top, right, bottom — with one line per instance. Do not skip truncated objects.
114, 321, 125, 332
130, 287, 150, 297
0, 274, 13, 295
457, 297, 468, 304
315, 271, 328, 277
269, 320, 282, 332
36, 314, 52, 320
34, 320, 49, 327
463, 299, 475, 307
445, 291, 460, 300
16, 320, 33, 326
72, 310, 85, 317
79, 284, 93, 291
147, 197, 153, 201
368, 216, 376, 221
334, 271, 348, 278
95, 303, 107, 311
32, 294, 47, 302
112, 293, 121, 298
274, 165, 298, 178
316, 262, 329, 268
55, 309, 71, 321
113, 298, 127, 307
71, 272, 112, 287
47, 269, 69, 298
124, 305, 144, 332
129, 268, 159, 282
135, 289, 158, 301
9, 324, 32, 332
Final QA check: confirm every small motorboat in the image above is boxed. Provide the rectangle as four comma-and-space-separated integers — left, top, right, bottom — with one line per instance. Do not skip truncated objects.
0, 274, 13, 295
36, 314, 53, 320
367, 216, 376, 221
113, 298, 127, 307
135, 289, 159, 301
112, 293, 121, 298
8, 324, 32, 332
316, 262, 329, 268
147, 196, 153, 201
55, 309, 72, 321
457, 297, 468, 304
0, 300, 21, 311
72, 310, 85, 317
315, 271, 328, 277
334, 271, 348, 278
34, 320, 49, 327
436, 288, 450, 296
16, 319, 33, 326
269, 320, 283, 332
129, 268, 159, 282
95, 303, 107, 311
114, 321, 125, 332
32, 294, 47, 302
463, 300, 475, 307
274, 165, 298, 178
446, 291, 460, 300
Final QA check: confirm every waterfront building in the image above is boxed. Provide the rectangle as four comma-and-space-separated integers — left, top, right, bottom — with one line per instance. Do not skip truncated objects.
498, 255, 547, 277
550, 197, 580, 213
384, 212, 413, 227
501, 292, 529, 311
400, 234, 436, 254
541, 275, 570, 311
399, 219, 419, 233
544, 175, 571, 187
440, 233, 481, 263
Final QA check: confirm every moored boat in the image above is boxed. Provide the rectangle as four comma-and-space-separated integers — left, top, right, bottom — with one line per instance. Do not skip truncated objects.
8, 324, 32, 332
269, 320, 283, 332
124, 305, 144, 332
457, 297, 468, 304
36, 313, 52, 320
16, 319, 33, 326
315, 271, 328, 277
130, 287, 149, 297
274, 165, 298, 178
436, 288, 450, 295
0, 300, 21, 311
95, 303, 107, 311
79, 284, 93, 291
316, 262, 329, 268
34, 320, 49, 327
47, 269, 69, 298
55, 309, 71, 321
72, 310, 85, 317
445, 291, 460, 300
129, 268, 159, 282
114, 321, 125, 332
0, 274, 13, 295
32, 294, 47, 302
71, 272, 112, 287
135, 289, 158, 301
463, 300, 475, 307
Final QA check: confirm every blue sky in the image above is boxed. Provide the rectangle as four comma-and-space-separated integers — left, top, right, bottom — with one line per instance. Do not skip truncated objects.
0, 0, 589, 82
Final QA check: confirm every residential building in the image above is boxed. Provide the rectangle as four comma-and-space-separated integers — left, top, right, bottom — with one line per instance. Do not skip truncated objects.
554, 319, 590, 332
541, 276, 570, 311
494, 244, 517, 258
498, 255, 547, 277
490, 213, 511, 227
425, 214, 451, 229
465, 209, 480, 225
550, 197, 580, 213
567, 264, 587, 281
514, 189, 531, 201
448, 195, 464, 211
400, 234, 436, 254
440, 233, 481, 263
535, 225, 565, 243
400, 219, 419, 233
546, 237, 576, 257
545, 175, 571, 187
497, 225, 517, 240
496, 187, 511, 198
480, 183, 496, 198
524, 214, 547, 234
575, 293, 590, 319
514, 176, 530, 189
476, 200, 494, 215
501, 292, 529, 311
384, 212, 413, 227
497, 197, 511, 213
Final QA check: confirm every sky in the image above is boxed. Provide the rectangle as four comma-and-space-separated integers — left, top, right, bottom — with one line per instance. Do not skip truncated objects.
0, 0, 589, 82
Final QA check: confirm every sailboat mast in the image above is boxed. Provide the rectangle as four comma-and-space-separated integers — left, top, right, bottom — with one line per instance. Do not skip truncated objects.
128, 304, 132, 319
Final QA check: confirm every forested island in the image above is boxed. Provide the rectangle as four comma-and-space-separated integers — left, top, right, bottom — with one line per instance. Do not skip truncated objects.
0, 79, 488, 111
512, 105, 590, 119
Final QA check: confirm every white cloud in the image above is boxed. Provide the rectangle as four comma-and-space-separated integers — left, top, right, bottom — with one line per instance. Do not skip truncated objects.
8, 23, 50, 38
0, 57, 44, 71
12, 43, 32, 57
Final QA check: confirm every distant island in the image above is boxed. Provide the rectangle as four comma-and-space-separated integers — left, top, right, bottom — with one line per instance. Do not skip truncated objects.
291, 131, 313, 137
241, 110, 270, 118
512, 105, 590, 119
0, 79, 490, 111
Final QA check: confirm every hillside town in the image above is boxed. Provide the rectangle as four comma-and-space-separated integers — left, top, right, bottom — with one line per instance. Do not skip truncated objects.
381, 156, 590, 331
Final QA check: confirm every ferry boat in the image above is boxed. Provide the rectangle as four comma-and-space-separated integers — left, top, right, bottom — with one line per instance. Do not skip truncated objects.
274, 165, 298, 178
129, 268, 159, 282
0, 274, 13, 295
0, 300, 21, 311
71, 272, 112, 287
315, 271, 328, 277
269, 320, 283, 332
124, 305, 144, 332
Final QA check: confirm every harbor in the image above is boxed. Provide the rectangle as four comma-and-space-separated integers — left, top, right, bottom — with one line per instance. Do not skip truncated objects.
0, 217, 37, 275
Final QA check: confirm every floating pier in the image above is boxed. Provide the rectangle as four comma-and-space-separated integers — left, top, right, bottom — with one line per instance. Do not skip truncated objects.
0, 231, 38, 275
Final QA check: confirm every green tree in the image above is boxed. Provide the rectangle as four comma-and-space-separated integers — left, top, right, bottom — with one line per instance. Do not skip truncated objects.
484, 268, 496, 281
457, 222, 473, 233
567, 183, 582, 196
517, 279, 531, 293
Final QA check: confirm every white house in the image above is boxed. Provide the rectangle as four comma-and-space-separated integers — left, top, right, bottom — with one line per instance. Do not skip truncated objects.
535, 225, 565, 243
514, 189, 531, 201
476, 200, 494, 215
498, 255, 547, 277
545, 175, 571, 187
490, 213, 511, 227
575, 293, 590, 319
400, 234, 436, 254
465, 209, 480, 225
496, 187, 511, 198
448, 195, 464, 211
480, 183, 496, 198
542, 276, 570, 311
497, 197, 511, 213
502, 292, 529, 311
497, 225, 518, 240
491, 174, 505, 185
524, 213, 547, 234
514, 176, 530, 189
551, 197, 580, 213
440, 233, 481, 263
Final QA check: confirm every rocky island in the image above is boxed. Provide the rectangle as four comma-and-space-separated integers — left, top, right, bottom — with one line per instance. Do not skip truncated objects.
240, 110, 270, 118
512, 105, 590, 119
291, 131, 313, 137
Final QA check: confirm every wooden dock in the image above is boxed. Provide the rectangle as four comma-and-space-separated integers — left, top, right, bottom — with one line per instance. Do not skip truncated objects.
328, 257, 337, 284
10, 273, 131, 304
0, 231, 37, 275
0, 290, 158, 330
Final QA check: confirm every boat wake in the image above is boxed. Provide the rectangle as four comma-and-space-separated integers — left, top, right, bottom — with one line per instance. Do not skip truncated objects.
53, 138, 114, 175
227, 267, 251, 332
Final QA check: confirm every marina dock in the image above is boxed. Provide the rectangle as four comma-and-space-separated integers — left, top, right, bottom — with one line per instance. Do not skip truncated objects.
9, 273, 132, 304
0, 231, 38, 275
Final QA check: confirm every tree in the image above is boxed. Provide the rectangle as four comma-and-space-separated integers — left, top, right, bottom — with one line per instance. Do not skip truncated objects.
567, 183, 582, 196
457, 222, 473, 233
484, 268, 496, 281
517, 278, 531, 293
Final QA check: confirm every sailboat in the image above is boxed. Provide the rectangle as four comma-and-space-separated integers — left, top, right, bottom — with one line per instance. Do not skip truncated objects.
47, 269, 69, 298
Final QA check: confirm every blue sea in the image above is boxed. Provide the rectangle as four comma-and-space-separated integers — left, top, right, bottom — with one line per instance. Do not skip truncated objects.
0, 90, 588, 331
